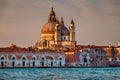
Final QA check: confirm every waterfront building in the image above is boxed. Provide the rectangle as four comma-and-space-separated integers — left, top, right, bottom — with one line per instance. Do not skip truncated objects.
90, 47, 109, 67
66, 50, 91, 67
0, 44, 65, 67
116, 46, 120, 55
104, 46, 117, 62
110, 46, 120, 66
76, 45, 109, 67
74, 52, 80, 66
79, 49, 90, 66
65, 52, 75, 66
69, 46, 109, 67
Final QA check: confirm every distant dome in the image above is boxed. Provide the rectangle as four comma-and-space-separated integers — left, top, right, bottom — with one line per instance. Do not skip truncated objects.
41, 22, 56, 34
61, 26, 70, 35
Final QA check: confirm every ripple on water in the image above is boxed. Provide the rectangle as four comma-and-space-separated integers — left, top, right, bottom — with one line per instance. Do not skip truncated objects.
0, 68, 120, 80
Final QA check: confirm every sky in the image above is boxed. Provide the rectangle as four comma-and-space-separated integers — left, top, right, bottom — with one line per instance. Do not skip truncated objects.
0, 0, 120, 47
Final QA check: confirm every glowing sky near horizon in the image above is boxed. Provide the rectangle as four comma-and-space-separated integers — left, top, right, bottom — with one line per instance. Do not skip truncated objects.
0, 0, 120, 47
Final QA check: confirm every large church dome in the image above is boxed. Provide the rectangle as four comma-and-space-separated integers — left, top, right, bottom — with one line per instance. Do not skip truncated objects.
41, 22, 56, 34
41, 7, 56, 34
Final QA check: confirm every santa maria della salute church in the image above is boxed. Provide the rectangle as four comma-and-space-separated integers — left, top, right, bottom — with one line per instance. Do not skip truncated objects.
34, 7, 76, 50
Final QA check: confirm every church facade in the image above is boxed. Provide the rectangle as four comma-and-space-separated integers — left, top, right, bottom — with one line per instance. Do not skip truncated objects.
34, 8, 76, 50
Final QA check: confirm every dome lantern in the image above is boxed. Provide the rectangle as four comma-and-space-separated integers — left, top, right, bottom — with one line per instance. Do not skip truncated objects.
48, 7, 56, 22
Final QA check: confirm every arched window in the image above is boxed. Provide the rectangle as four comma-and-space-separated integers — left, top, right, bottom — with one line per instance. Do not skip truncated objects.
33, 61, 35, 67
32, 57, 36, 60
59, 57, 62, 60
59, 57, 62, 66
1, 57, 4, 60
41, 62, 44, 67
84, 58, 87, 62
31, 57, 36, 67
12, 61, 15, 67
50, 57, 54, 66
11, 57, 16, 67
41, 57, 44, 60
12, 57, 15, 60
59, 62, 62, 66
22, 61, 25, 67
51, 57, 53, 60
0, 56, 5, 67
21, 56, 26, 67
51, 62, 53, 66
41, 57, 45, 67
22, 57, 26, 60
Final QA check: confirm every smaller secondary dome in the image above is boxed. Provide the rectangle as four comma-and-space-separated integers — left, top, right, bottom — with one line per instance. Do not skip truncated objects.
60, 17, 70, 35
61, 26, 70, 35
41, 22, 56, 34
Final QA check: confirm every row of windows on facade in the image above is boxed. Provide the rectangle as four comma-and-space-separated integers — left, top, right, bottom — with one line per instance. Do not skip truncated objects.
0, 56, 63, 67
0, 56, 63, 60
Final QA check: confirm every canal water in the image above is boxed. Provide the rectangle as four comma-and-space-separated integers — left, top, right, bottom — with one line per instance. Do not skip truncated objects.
0, 67, 120, 80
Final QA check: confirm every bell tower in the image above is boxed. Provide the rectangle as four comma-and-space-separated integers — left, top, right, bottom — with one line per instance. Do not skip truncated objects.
69, 19, 75, 42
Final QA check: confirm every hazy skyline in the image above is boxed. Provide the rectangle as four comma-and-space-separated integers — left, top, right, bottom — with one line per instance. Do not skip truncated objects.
0, 0, 120, 47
